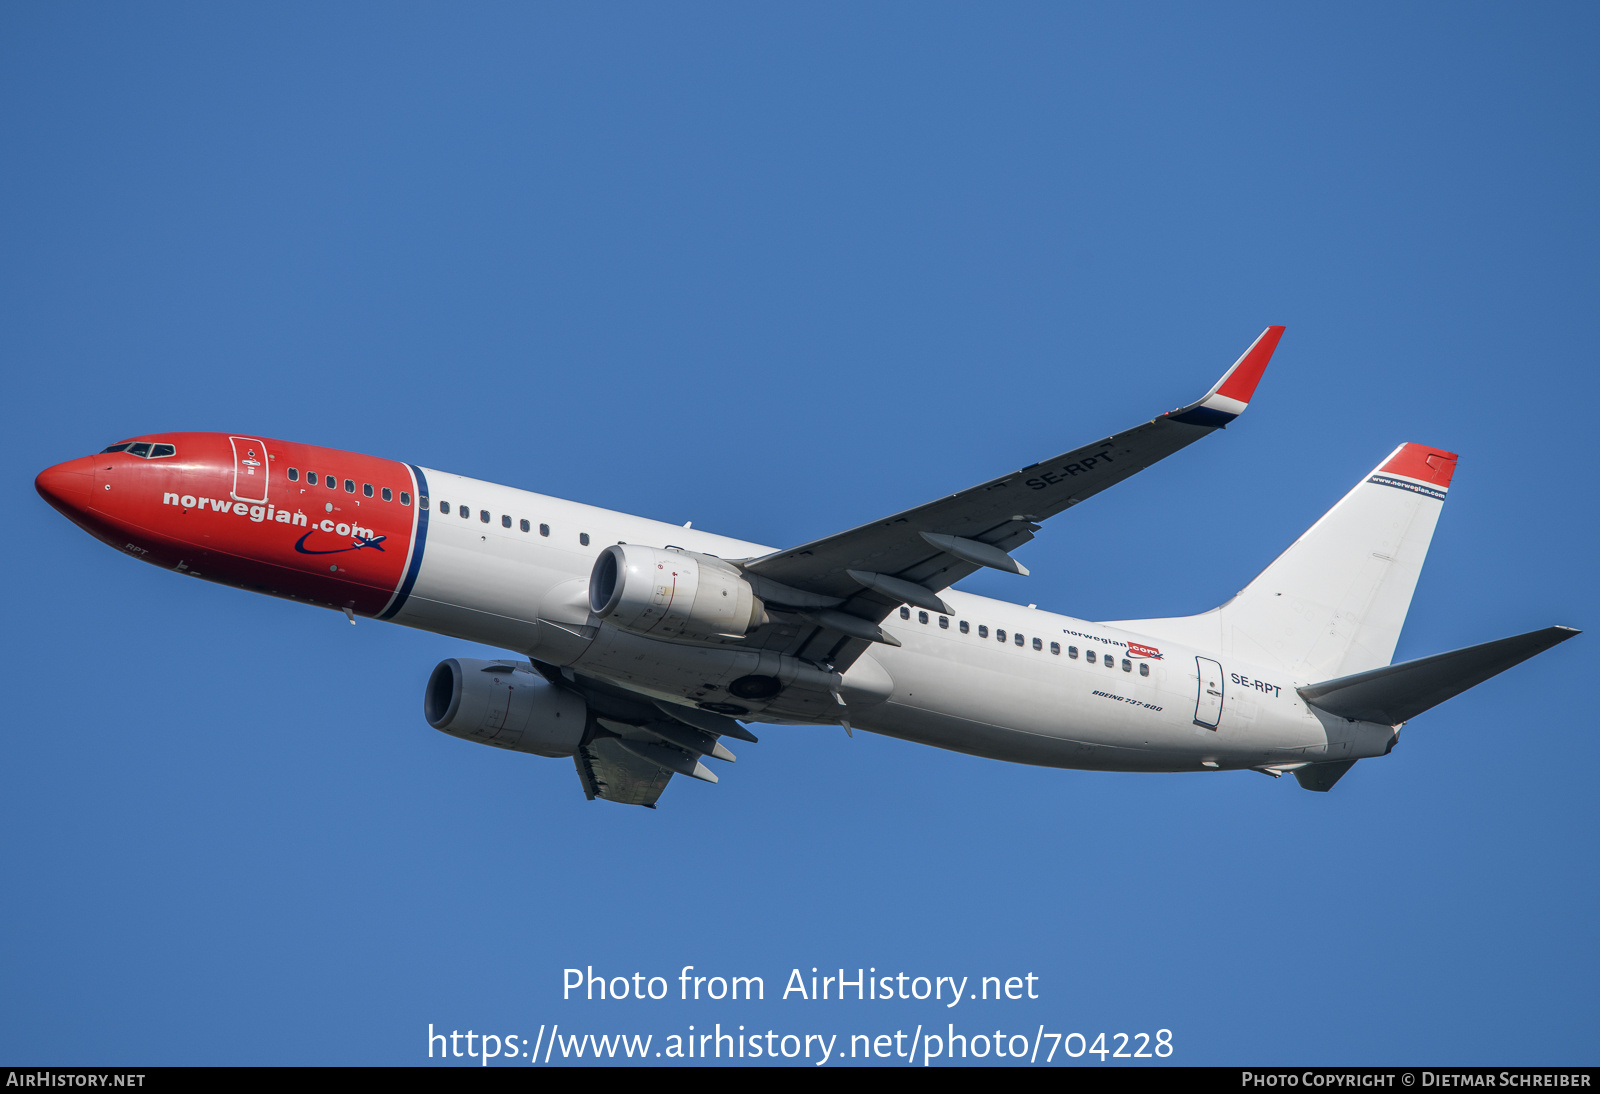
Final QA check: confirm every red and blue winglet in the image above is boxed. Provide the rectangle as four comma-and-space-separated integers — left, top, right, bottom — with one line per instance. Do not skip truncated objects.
1166, 325, 1285, 428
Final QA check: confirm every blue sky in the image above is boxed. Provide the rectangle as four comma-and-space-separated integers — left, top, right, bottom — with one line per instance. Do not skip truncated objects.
3, 3, 1596, 1066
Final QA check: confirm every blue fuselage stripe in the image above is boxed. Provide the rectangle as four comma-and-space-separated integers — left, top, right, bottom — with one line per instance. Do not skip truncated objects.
378, 465, 430, 620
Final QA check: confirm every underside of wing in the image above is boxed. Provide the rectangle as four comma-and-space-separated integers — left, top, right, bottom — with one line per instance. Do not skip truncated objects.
736, 327, 1285, 670
553, 667, 755, 808
574, 738, 674, 807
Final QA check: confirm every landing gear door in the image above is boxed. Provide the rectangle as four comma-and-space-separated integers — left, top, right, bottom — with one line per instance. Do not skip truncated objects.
1194, 656, 1224, 729
230, 436, 269, 504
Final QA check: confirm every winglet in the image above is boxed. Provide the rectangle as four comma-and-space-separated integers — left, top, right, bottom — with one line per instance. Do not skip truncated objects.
1167, 325, 1285, 428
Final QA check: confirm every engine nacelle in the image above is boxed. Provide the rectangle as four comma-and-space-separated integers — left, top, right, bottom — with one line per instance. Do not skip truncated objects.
589, 543, 766, 642
424, 658, 586, 758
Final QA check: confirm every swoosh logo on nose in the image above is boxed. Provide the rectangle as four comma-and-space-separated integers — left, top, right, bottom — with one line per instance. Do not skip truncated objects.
294, 532, 387, 556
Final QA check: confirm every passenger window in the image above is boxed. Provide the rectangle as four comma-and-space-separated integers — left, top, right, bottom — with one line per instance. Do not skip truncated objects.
1105, 656, 1115, 669
1139, 662, 1150, 677
288, 468, 299, 482
401, 492, 412, 506
1050, 642, 1060, 655
127, 442, 152, 457
382, 487, 392, 501
307, 472, 318, 485
959, 620, 969, 634
900, 607, 910, 620
363, 484, 374, 497
1015, 633, 1025, 647
938, 616, 949, 629
459, 505, 469, 518
345, 479, 355, 493
996, 629, 1006, 643
580, 533, 590, 546
439, 500, 449, 513
1033, 637, 1042, 650
540, 524, 550, 537
1068, 646, 1078, 659
326, 475, 337, 490
520, 519, 530, 532
1122, 659, 1132, 672
100, 443, 132, 453
150, 444, 176, 458
501, 514, 511, 528
480, 510, 490, 523
978, 626, 988, 638
1086, 650, 1096, 664
918, 611, 928, 624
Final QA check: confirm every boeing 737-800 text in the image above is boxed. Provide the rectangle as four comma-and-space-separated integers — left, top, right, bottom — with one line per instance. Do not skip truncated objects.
34, 328, 1577, 806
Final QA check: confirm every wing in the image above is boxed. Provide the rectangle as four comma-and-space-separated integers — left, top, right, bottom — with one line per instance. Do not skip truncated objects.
573, 738, 674, 807
563, 671, 756, 808
737, 327, 1285, 669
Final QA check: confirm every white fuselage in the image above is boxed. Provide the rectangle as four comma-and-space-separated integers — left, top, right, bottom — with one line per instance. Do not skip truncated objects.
390, 468, 1396, 774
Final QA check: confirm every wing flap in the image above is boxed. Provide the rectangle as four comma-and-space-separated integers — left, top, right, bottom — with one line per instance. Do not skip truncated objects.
574, 736, 674, 807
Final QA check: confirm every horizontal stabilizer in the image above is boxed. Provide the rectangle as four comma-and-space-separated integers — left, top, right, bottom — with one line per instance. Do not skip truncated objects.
1299, 626, 1579, 726
1294, 759, 1357, 792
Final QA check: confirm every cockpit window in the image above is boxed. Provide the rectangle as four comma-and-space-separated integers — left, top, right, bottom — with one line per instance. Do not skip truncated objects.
101, 441, 177, 458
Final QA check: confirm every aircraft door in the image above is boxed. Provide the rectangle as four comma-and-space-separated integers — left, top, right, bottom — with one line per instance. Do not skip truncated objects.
230, 436, 269, 504
1193, 656, 1224, 729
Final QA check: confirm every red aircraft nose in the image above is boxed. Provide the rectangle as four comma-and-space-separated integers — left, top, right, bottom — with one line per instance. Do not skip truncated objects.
35, 457, 95, 517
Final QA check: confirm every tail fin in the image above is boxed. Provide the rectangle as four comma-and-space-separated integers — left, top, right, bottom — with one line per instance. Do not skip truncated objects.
1107, 443, 1458, 680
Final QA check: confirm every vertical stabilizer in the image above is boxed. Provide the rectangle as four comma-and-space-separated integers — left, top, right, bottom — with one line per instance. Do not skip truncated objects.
1106, 443, 1457, 681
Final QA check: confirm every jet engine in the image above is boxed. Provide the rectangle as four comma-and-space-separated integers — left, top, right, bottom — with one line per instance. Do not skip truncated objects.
589, 544, 766, 642
424, 658, 586, 757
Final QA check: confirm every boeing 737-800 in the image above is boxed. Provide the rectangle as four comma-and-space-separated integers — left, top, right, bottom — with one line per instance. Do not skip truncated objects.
34, 328, 1577, 806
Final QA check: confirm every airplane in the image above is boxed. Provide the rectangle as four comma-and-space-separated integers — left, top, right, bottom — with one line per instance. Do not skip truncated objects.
34, 327, 1578, 807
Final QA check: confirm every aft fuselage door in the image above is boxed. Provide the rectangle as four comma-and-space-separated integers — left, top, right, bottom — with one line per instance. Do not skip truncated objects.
229, 436, 269, 504
1193, 656, 1224, 729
